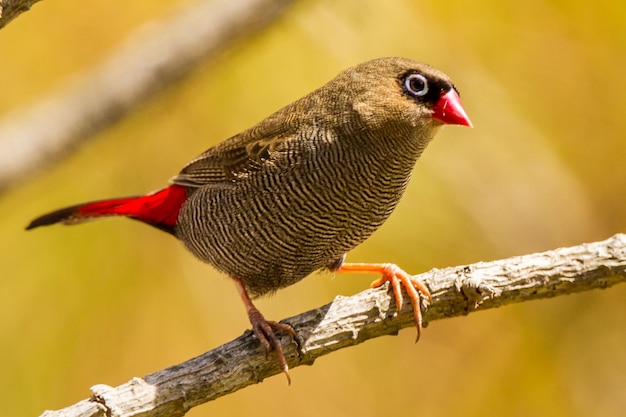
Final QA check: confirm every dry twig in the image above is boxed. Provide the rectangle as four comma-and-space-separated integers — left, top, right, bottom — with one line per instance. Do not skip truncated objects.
0, 0, 296, 192
0, 0, 43, 29
40, 233, 626, 417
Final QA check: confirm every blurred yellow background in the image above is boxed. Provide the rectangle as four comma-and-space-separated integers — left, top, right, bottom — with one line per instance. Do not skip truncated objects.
1, 0, 625, 416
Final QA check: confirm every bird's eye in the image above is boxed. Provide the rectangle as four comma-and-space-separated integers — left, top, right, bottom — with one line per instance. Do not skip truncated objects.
404, 73, 429, 97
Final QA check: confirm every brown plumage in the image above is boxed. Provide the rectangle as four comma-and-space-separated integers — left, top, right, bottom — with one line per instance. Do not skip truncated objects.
27, 57, 472, 382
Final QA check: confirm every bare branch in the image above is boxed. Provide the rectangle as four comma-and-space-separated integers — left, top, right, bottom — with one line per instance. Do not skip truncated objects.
39, 234, 626, 417
0, 0, 42, 29
0, 0, 296, 193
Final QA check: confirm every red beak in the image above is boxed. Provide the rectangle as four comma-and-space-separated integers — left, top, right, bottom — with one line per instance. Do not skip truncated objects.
432, 89, 473, 127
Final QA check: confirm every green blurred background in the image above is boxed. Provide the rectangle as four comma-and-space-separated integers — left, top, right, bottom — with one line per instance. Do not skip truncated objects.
1, 0, 625, 416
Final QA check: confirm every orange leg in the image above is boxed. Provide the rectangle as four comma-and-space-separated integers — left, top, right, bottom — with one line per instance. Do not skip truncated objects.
234, 278, 297, 384
337, 263, 431, 342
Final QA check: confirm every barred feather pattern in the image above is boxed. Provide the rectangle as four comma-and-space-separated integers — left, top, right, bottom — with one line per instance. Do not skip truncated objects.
26, 57, 465, 300
176, 125, 432, 296
175, 57, 452, 296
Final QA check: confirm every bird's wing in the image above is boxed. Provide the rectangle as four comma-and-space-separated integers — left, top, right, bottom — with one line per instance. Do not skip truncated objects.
170, 127, 296, 187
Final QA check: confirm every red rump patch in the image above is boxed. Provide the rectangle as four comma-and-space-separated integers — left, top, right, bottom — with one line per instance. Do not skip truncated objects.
77, 185, 188, 227
26, 184, 189, 233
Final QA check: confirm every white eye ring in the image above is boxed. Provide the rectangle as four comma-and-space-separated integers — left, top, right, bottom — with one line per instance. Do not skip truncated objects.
404, 73, 429, 97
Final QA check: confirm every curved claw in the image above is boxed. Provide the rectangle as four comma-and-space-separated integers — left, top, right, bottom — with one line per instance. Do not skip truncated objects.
339, 263, 430, 342
248, 309, 296, 384
234, 278, 298, 384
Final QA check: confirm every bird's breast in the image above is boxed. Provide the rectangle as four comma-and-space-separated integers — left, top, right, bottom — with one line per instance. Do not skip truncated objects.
177, 134, 422, 296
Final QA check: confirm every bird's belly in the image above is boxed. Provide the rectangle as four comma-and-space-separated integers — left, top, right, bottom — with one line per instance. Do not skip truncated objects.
177, 163, 411, 296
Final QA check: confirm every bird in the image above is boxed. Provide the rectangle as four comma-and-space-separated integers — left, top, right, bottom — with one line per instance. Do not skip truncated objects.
26, 57, 472, 382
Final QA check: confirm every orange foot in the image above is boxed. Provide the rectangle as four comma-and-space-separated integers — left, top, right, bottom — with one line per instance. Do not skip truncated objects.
234, 278, 297, 384
337, 263, 431, 341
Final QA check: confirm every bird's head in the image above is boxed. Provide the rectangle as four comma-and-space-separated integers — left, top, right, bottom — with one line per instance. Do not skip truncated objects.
331, 57, 472, 140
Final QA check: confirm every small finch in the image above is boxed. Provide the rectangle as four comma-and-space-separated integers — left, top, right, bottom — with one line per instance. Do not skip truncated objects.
27, 57, 472, 382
